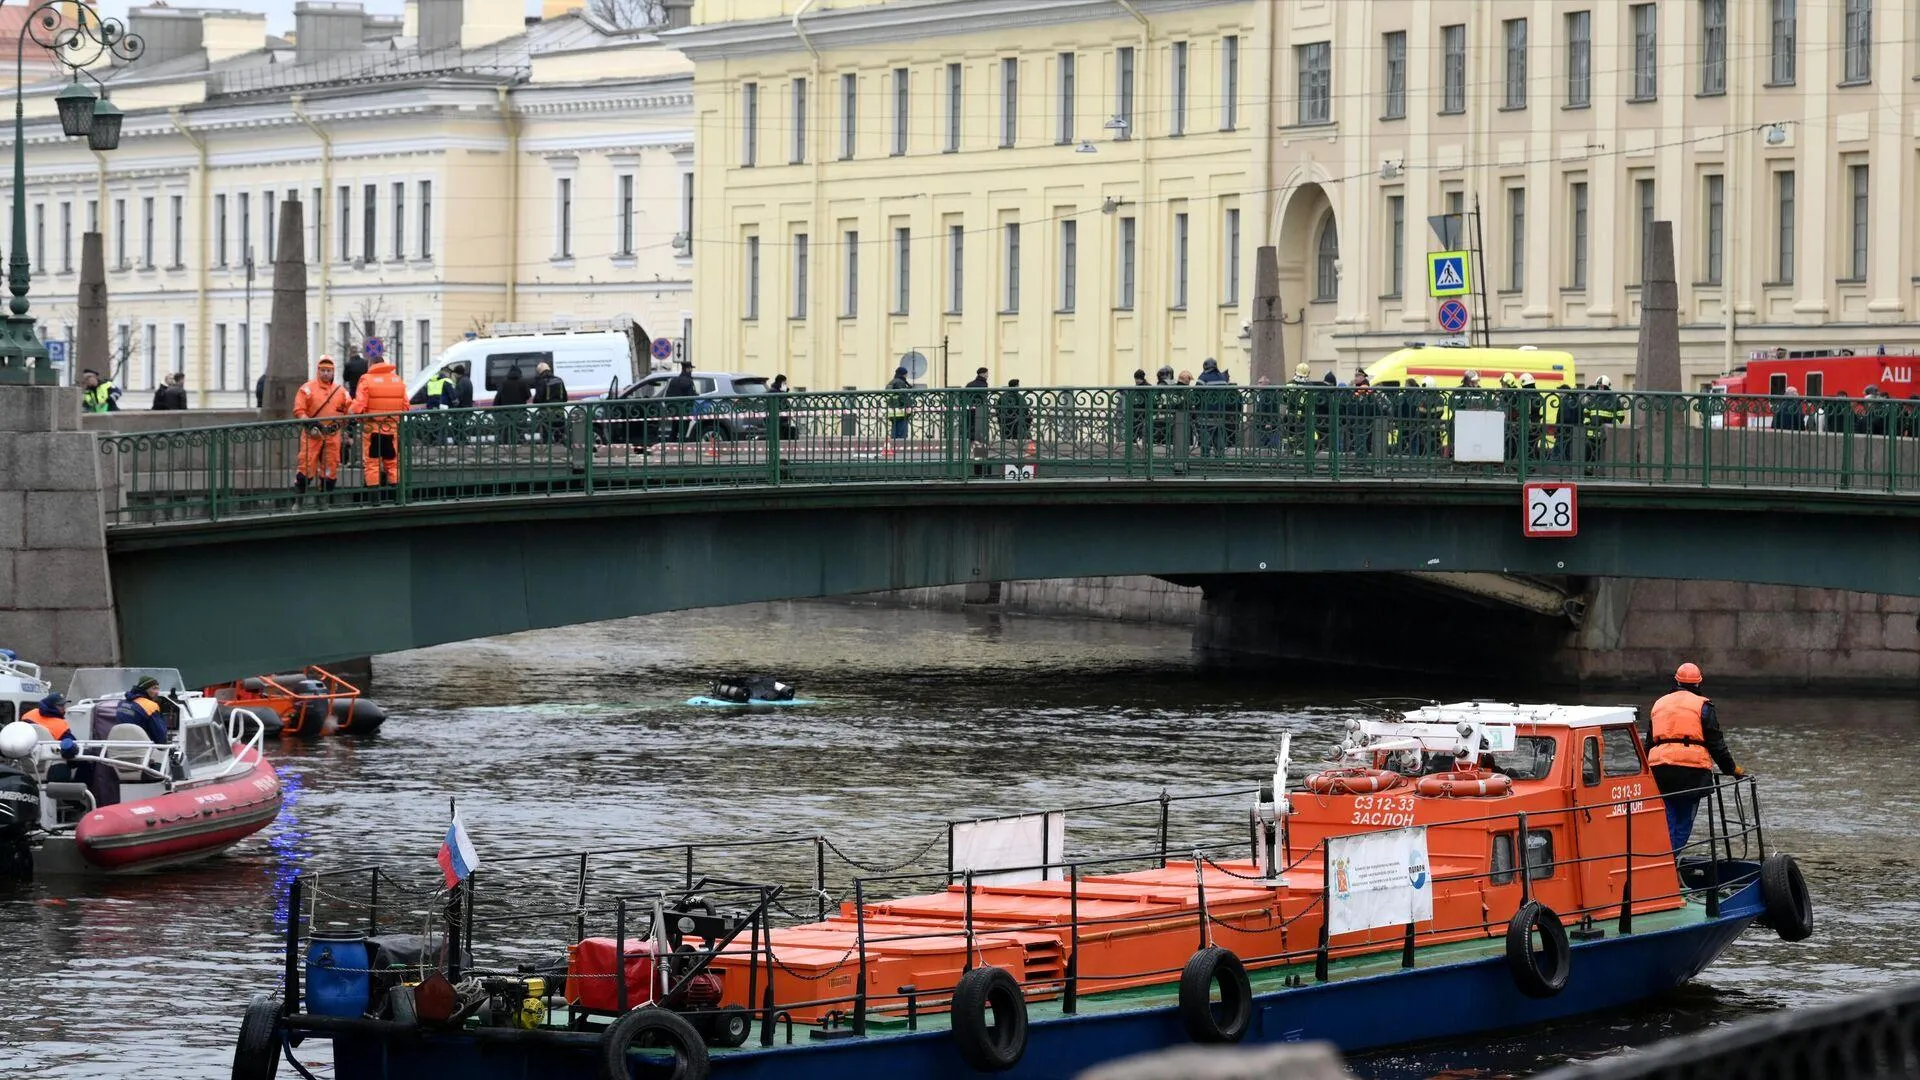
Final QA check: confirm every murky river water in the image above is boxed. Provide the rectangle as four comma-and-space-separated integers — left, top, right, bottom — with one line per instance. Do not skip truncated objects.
1, 601, 1915, 1078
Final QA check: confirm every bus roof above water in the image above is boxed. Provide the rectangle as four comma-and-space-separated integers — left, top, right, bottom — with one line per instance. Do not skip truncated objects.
1366, 345, 1577, 389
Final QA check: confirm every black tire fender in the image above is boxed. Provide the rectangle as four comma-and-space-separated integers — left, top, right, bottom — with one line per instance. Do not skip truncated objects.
1178, 946, 1253, 1044
1506, 901, 1572, 998
601, 1007, 709, 1080
950, 965, 1028, 1073
1760, 853, 1813, 942
231, 994, 281, 1080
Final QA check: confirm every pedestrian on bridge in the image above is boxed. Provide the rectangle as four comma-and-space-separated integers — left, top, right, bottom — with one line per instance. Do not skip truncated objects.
350, 355, 409, 491
1644, 662, 1744, 852
964, 367, 991, 446
885, 366, 914, 454
151, 373, 188, 410
293, 357, 350, 495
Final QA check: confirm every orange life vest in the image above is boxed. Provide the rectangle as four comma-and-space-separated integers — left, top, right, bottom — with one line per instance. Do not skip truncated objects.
22, 707, 71, 741
295, 378, 350, 423
350, 362, 410, 432
1647, 690, 1714, 770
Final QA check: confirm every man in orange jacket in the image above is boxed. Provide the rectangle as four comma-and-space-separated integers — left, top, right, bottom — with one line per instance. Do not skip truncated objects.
1643, 662, 1745, 852
350, 356, 410, 488
294, 356, 351, 493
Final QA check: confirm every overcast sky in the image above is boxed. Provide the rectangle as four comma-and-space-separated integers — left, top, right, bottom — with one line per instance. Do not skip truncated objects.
95, 0, 543, 38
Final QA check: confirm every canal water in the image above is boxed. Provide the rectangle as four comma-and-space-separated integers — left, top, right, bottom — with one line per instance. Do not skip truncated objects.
1, 600, 1915, 1078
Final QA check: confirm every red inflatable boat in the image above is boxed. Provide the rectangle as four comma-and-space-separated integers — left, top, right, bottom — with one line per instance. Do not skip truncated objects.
72, 745, 281, 872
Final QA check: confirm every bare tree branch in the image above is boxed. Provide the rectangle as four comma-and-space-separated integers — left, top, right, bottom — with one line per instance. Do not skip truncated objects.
586, 0, 666, 30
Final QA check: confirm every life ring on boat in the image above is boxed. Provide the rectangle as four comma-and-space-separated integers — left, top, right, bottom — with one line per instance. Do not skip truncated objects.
951, 965, 1029, 1072
1305, 768, 1404, 795
1505, 901, 1571, 998
1415, 770, 1513, 798
601, 1006, 710, 1080
230, 994, 282, 1080
1759, 853, 1813, 942
1178, 946, 1252, 1044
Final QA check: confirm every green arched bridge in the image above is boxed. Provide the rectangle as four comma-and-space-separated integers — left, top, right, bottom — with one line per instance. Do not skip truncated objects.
99, 386, 1920, 682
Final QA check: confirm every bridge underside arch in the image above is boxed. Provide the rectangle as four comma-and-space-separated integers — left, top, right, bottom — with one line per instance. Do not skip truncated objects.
109, 483, 1920, 684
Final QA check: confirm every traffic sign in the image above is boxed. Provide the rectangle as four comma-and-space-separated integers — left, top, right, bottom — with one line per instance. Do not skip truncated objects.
1428, 251, 1470, 297
45, 340, 67, 363
650, 336, 674, 361
364, 337, 385, 360
1522, 483, 1578, 538
1436, 298, 1470, 334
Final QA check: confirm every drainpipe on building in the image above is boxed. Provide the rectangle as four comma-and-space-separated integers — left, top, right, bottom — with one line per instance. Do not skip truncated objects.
497, 86, 520, 322
1119, 1, 1151, 371
794, 0, 823, 383
291, 95, 331, 358
166, 110, 211, 407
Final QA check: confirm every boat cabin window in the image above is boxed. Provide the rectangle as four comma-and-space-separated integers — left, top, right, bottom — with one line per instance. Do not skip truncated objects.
1489, 735, 1557, 781
1602, 726, 1644, 777
1581, 737, 1602, 786
0, 701, 13, 724
183, 722, 232, 769
1490, 829, 1556, 885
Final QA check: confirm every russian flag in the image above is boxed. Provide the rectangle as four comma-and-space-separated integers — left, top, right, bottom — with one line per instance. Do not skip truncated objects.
436, 811, 480, 889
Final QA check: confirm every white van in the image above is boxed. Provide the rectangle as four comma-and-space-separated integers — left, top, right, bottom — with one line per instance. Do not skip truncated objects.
404, 322, 647, 407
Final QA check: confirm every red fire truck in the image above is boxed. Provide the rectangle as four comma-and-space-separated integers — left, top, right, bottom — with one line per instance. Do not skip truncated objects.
1708, 347, 1919, 427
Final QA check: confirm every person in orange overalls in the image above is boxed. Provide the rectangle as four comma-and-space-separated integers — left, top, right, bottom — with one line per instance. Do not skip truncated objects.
294, 356, 351, 494
350, 356, 410, 489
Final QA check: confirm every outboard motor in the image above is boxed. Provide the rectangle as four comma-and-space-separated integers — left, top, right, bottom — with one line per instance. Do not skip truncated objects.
285, 680, 332, 739
0, 722, 44, 881
709, 676, 796, 704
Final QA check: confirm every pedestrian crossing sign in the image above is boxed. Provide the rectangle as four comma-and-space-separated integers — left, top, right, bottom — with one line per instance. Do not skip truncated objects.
1428, 251, 1470, 297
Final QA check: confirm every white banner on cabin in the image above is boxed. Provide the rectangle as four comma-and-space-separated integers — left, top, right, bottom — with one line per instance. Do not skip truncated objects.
1327, 826, 1433, 936
1452, 410, 1505, 463
950, 811, 1066, 885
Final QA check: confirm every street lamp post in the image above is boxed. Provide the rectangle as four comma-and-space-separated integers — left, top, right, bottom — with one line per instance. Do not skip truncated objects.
0, 4, 141, 385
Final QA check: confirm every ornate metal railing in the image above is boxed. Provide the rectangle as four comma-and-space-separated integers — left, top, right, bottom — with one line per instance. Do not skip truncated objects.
94, 387, 1920, 527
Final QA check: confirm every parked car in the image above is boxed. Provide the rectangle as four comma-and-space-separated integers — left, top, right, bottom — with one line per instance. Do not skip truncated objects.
595, 370, 773, 445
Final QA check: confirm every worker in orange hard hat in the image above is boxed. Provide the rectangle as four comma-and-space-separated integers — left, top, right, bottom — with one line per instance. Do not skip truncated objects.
349, 352, 410, 490
293, 356, 351, 495
1643, 661, 1745, 852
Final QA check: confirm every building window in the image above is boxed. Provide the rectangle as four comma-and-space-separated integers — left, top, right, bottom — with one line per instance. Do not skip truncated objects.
1507, 188, 1525, 291
1770, 0, 1796, 84
1297, 42, 1330, 124
214, 323, 227, 390
144, 324, 157, 388
361, 184, 375, 262
170, 195, 183, 268
1503, 19, 1528, 108
1056, 52, 1076, 144
238, 193, 251, 265
31, 203, 42, 274
418, 181, 432, 258
263, 190, 276, 262
239, 321, 250, 387
1849, 164, 1869, 279
1566, 11, 1591, 105
1384, 195, 1404, 297
740, 82, 760, 167
416, 319, 431, 369
336, 320, 351, 353
1700, 0, 1726, 93
1382, 32, 1406, 119
745, 235, 761, 319
840, 72, 857, 160
1118, 216, 1136, 309
336, 186, 350, 261
1220, 35, 1240, 130
1636, 177, 1656, 284
213, 193, 226, 266
846, 231, 868, 319
556, 177, 573, 259
309, 186, 320, 263
387, 320, 401, 372
1775, 170, 1795, 284
390, 182, 404, 259
948, 223, 964, 313
1000, 58, 1019, 147
1570, 181, 1589, 289
618, 174, 636, 257
1631, 4, 1658, 100
792, 78, 809, 163
59, 201, 70, 272
1704, 173, 1724, 284
1314, 215, 1339, 301
1003, 222, 1021, 313
171, 323, 185, 378
140, 197, 154, 268
945, 63, 962, 151
678, 173, 692, 247
892, 68, 909, 156
1171, 41, 1188, 135
792, 232, 809, 317
1843, 0, 1871, 83
1058, 219, 1077, 312
894, 226, 911, 314
1441, 25, 1466, 113
1172, 211, 1189, 309
1115, 46, 1134, 138
85, 198, 96, 233
1224, 207, 1242, 305
114, 198, 126, 268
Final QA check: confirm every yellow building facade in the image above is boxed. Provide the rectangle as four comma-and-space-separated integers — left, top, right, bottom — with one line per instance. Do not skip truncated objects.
674, 0, 1270, 390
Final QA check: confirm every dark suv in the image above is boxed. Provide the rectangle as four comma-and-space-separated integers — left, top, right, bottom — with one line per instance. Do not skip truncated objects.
597, 371, 772, 445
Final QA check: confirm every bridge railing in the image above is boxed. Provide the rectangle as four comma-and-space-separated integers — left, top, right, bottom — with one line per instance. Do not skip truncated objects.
93, 386, 1920, 527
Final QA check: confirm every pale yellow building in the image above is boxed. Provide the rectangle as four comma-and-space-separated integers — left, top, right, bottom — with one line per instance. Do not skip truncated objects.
672, 0, 1271, 389
7, 0, 693, 407
1266, 0, 1920, 386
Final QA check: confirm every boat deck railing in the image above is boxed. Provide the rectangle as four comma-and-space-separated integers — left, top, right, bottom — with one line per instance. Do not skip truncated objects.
278, 777, 1768, 1046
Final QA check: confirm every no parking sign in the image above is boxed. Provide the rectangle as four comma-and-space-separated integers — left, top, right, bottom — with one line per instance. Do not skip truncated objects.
364, 337, 385, 361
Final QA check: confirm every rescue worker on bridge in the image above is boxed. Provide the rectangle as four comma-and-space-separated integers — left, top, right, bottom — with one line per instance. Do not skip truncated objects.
1644, 662, 1745, 852
350, 351, 410, 490
293, 356, 350, 495
80, 368, 120, 412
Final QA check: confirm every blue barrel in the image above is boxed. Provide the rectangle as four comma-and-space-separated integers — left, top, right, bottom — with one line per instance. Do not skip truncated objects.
306, 933, 371, 1018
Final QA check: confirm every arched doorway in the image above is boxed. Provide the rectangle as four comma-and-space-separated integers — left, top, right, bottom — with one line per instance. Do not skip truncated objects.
1274, 181, 1340, 379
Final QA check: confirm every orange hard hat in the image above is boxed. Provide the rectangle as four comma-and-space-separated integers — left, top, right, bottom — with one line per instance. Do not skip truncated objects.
1674, 662, 1703, 685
